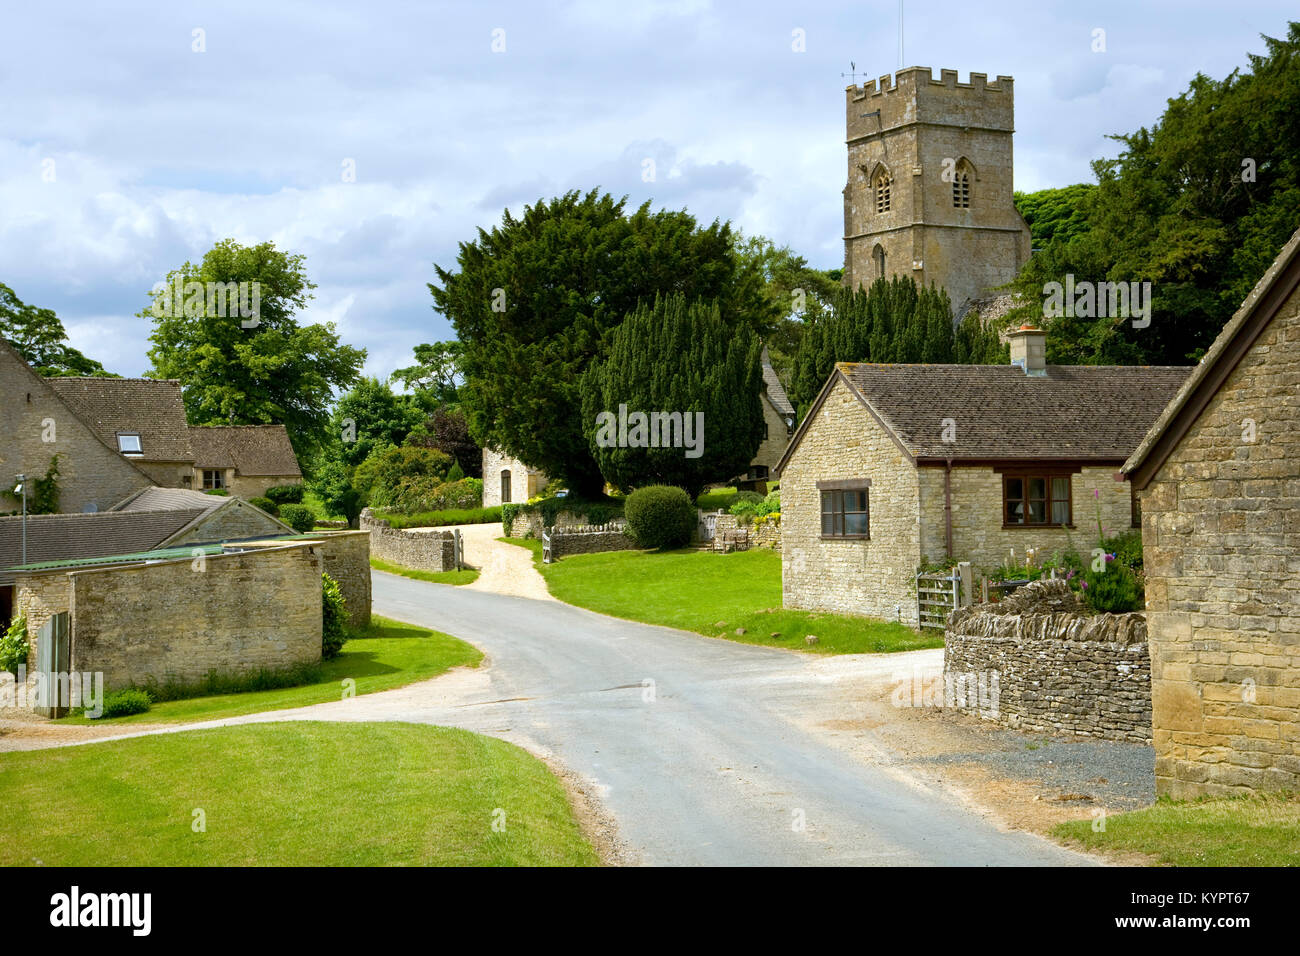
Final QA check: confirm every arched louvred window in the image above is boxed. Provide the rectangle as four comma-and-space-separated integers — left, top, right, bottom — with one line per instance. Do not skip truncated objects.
873, 168, 892, 214
952, 159, 973, 208
872, 243, 886, 278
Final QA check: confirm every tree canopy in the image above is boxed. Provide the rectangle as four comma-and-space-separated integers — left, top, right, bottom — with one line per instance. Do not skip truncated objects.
1, 282, 112, 377
141, 239, 366, 463
1009, 23, 1300, 365
580, 294, 764, 497
430, 189, 774, 497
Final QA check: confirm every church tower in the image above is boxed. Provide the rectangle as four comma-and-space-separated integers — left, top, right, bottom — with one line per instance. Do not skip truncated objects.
842, 67, 1032, 317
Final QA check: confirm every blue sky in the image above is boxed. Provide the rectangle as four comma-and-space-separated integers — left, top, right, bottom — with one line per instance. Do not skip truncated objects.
0, 1, 1293, 379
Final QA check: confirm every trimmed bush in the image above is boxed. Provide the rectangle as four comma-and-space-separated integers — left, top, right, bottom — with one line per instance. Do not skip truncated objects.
624, 485, 695, 550
247, 496, 279, 517
92, 689, 152, 720
322, 573, 348, 659
279, 503, 316, 533
373, 505, 502, 529
204, 488, 230, 496
265, 484, 305, 504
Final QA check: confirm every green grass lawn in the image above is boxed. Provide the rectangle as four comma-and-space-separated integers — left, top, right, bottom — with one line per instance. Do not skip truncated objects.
695, 486, 739, 511
0, 722, 598, 866
371, 557, 480, 586
1053, 791, 1300, 866
58, 616, 482, 725
504, 538, 937, 654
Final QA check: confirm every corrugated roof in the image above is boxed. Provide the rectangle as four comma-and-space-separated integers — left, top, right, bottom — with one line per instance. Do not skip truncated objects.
834, 362, 1192, 461
0, 509, 207, 583
45, 376, 194, 462
187, 425, 302, 476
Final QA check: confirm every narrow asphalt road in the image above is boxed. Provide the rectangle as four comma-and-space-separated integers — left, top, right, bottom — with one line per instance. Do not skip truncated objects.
366, 571, 1095, 866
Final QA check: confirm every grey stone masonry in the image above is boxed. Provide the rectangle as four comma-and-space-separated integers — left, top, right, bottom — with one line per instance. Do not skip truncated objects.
943, 579, 1151, 742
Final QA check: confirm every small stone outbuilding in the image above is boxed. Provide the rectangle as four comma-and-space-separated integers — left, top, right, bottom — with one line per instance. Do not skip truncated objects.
1123, 225, 1300, 798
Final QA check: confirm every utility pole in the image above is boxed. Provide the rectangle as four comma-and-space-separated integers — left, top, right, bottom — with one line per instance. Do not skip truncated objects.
15, 474, 26, 565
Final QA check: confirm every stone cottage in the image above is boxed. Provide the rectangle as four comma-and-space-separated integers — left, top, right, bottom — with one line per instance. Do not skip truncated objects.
1123, 225, 1300, 798
481, 445, 550, 506
186, 425, 302, 497
776, 333, 1189, 624
742, 347, 798, 485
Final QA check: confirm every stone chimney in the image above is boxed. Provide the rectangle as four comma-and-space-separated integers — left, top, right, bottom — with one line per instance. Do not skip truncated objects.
1007, 325, 1047, 376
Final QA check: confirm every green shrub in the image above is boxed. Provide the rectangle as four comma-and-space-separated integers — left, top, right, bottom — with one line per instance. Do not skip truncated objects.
374, 506, 502, 529
92, 689, 152, 720
1081, 558, 1143, 613
204, 488, 230, 496
625, 485, 695, 550
279, 503, 316, 533
354, 445, 453, 508
0, 614, 29, 676
695, 487, 737, 511
265, 484, 305, 504
247, 496, 279, 516
500, 497, 622, 532
445, 460, 465, 483
322, 573, 348, 659
137, 661, 322, 702
389, 476, 483, 513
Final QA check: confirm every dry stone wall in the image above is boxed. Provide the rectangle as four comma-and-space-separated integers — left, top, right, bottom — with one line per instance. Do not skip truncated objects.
943, 579, 1151, 742
361, 510, 459, 572
548, 524, 635, 559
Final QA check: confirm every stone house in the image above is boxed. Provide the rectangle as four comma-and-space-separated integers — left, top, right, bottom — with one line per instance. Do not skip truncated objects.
1122, 226, 1300, 798
186, 425, 302, 497
0, 340, 154, 514
481, 445, 549, 506
743, 347, 798, 484
776, 330, 1189, 624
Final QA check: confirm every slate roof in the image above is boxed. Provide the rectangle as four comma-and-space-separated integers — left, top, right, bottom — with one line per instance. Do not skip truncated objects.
803, 362, 1192, 464
45, 376, 193, 463
0, 509, 205, 583
110, 486, 226, 514
187, 425, 302, 477
761, 348, 796, 418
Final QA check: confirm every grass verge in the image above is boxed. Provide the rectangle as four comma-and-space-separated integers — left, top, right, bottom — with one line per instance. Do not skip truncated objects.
0, 722, 598, 866
1053, 791, 1300, 866
57, 615, 481, 725
503, 538, 936, 654
371, 557, 480, 586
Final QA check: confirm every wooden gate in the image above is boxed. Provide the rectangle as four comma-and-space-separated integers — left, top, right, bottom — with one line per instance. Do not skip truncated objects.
34, 612, 70, 718
916, 569, 961, 631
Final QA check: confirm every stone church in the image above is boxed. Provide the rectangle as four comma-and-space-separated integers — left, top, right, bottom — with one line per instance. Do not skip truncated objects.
842, 67, 1032, 317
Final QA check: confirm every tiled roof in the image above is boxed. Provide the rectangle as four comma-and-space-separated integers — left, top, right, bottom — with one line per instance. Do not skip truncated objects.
187, 425, 302, 477
45, 376, 193, 462
761, 348, 796, 418
110, 486, 226, 513
0, 509, 205, 582
835, 362, 1193, 461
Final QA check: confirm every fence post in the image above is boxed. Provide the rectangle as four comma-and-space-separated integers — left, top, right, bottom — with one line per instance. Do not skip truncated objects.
958, 561, 973, 607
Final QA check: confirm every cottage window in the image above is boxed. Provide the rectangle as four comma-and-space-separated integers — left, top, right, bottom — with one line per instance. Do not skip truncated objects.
202, 469, 225, 490
117, 433, 142, 456
500, 469, 511, 504
1003, 474, 1071, 526
819, 482, 870, 538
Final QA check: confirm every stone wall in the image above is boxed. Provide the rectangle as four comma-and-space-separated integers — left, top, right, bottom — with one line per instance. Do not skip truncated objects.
713, 513, 780, 549
0, 343, 153, 514
751, 394, 793, 475
306, 531, 371, 631
943, 580, 1151, 742
548, 524, 635, 559
507, 509, 544, 538
1140, 278, 1300, 798
781, 377, 922, 623
362, 511, 460, 572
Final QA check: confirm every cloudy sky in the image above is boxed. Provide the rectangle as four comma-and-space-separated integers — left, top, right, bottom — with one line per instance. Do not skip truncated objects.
1, 1, 1293, 379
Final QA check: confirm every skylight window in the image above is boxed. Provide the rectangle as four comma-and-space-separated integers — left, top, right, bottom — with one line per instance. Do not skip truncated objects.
117, 433, 143, 456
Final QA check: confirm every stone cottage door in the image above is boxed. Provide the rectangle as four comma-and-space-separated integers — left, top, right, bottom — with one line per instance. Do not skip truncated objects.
34, 612, 71, 718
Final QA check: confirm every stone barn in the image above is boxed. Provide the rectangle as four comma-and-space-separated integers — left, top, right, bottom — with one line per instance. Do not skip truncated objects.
1123, 226, 1300, 798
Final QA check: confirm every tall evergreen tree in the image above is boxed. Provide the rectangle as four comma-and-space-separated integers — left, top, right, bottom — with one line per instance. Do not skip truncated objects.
580, 295, 763, 498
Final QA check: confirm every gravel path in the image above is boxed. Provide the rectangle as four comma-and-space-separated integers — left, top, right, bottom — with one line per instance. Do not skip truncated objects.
414, 523, 553, 601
